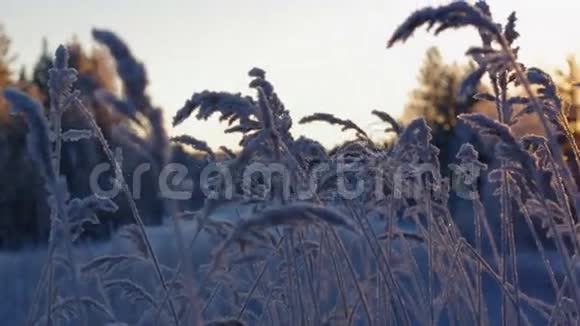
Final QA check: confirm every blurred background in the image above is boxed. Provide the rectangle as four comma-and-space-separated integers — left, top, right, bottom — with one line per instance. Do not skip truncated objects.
3, 0, 580, 148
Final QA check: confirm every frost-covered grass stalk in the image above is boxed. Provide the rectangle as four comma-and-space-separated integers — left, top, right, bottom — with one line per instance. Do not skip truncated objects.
389, 1, 580, 324
4, 87, 87, 326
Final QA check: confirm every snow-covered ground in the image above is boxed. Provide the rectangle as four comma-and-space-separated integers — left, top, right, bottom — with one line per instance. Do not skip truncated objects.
0, 204, 246, 325
0, 202, 567, 325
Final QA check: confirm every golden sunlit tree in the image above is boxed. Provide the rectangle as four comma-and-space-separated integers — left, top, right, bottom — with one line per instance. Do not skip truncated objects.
553, 55, 580, 179
556, 55, 580, 132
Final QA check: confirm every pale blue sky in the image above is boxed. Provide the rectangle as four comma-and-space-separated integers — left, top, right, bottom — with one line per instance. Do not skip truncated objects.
3, 0, 580, 148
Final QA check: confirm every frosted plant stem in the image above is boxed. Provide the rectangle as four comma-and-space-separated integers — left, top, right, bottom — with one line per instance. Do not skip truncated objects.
74, 98, 180, 326
291, 232, 310, 325
491, 70, 522, 326
328, 229, 373, 326
498, 36, 579, 207
394, 228, 430, 318
51, 179, 87, 326
385, 199, 395, 325
347, 201, 414, 323
432, 240, 468, 322
324, 232, 349, 321
201, 282, 221, 315
374, 269, 381, 324
236, 236, 285, 321
500, 167, 510, 326
284, 233, 305, 326
25, 208, 70, 326
516, 199, 559, 294
425, 199, 435, 326
518, 143, 580, 305
283, 250, 296, 326
506, 180, 522, 326
472, 194, 485, 326
25, 259, 49, 326
460, 245, 520, 306
297, 230, 321, 324
548, 277, 575, 325
545, 151, 580, 255
154, 214, 205, 325
274, 140, 377, 324
94, 274, 115, 319
247, 262, 277, 325
236, 258, 269, 321
42, 94, 64, 326
256, 286, 275, 326
382, 204, 443, 323
377, 206, 431, 316
500, 35, 580, 254
166, 201, 202, 325
45, 245, 55, 326
346, 294, 362, 326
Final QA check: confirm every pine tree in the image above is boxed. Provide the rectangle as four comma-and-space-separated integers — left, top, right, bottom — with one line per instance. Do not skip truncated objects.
31, 38, 53, 105
402, 47, 479, 171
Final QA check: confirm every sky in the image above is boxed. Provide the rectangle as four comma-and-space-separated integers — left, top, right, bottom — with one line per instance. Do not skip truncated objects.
2, 0, 580, 149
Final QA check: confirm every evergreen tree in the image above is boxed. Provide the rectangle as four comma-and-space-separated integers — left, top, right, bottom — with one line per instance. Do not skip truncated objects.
31, 38, 53, 104
402, 47, 479, 171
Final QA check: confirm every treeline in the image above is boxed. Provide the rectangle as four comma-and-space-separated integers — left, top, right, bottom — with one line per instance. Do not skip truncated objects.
0, 26, 207, 248
403, 46, 580, 173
